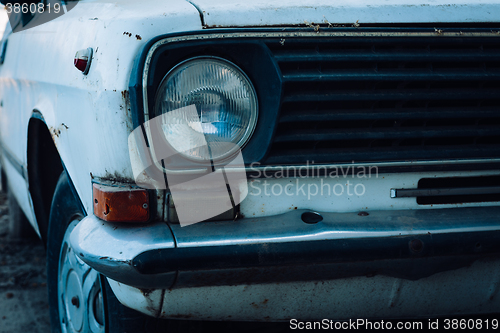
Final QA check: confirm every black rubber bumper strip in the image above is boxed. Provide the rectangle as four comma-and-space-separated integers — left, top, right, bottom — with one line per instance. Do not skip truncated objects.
132, 229, 500, 275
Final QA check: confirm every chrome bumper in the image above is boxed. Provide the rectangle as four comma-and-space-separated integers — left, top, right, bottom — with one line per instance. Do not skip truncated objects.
71, 206, 500, 290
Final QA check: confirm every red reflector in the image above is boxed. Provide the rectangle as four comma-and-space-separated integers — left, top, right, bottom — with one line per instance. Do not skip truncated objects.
74, 58, 87, 72
93, 183, 149, 223
74, 47, 93, 75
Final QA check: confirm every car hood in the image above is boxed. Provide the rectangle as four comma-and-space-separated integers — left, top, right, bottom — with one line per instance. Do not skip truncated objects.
187, 0, 500, 28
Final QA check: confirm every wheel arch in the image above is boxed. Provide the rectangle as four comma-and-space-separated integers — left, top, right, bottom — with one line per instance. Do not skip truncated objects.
27, 110, 74, 245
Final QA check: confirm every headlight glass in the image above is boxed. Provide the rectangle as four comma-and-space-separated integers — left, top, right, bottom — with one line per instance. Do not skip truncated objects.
154, 56, 258, 162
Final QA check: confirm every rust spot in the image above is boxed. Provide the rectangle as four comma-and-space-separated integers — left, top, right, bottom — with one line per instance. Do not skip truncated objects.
121, 89, 132, 128
121, 90, 129, 100
140, 288, 153, 297
304, 20, 320, 32
99, 256, 109, 260
262, 299, 268, 304
123, 32, 132, 37
101, 171, 134, 184
135, 34, 142, 40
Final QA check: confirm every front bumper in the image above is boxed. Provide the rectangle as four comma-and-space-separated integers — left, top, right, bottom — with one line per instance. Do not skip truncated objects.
70, 206, 500, 319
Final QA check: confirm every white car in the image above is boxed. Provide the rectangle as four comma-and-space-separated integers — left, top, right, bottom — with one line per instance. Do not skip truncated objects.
1, 0, 500, 332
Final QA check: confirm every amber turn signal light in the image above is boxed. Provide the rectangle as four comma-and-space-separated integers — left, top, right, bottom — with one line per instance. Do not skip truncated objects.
93, 183, 149, 223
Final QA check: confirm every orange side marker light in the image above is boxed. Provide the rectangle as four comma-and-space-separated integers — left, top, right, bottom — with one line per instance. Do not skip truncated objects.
93, 183, 149, 223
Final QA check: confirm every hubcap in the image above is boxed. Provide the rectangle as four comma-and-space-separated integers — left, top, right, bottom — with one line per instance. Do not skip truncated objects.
58, 220, 105, 333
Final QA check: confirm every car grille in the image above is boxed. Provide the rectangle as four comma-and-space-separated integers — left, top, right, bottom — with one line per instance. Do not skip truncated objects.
262, 36, 500, 165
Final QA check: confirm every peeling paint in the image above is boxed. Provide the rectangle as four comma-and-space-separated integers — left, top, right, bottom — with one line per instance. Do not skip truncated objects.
303, 20, 320, 32
100, 171, 135, 184
49, 123, 69, 141
192, 1, 500, 28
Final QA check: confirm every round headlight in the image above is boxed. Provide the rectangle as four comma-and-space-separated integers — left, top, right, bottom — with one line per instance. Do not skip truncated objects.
154, 56, 258, 162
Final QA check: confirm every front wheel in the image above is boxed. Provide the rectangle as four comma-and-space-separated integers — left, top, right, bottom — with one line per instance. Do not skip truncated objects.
56, 219, 105, 332
47, 172, 153, 333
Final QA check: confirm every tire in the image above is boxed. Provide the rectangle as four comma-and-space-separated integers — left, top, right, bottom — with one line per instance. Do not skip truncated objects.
47, 171, 154, 333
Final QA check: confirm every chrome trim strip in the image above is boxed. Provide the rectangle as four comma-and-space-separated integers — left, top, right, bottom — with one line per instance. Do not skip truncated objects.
169, 207, 500, 248
391, 186, 500, 198
242, 158, 500, 173
163, 158, 500, 175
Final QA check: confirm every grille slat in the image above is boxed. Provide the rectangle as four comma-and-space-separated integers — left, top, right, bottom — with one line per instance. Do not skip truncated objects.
283, 89, 500, 103
264, 36, 500, 165
282, 69, 500, 82
279, 108, 500, 123
274, 49, 500, 63
274, 127, 500, 143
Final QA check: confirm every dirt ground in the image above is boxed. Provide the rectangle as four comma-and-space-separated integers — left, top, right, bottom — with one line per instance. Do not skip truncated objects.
0, 192, 51, 333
